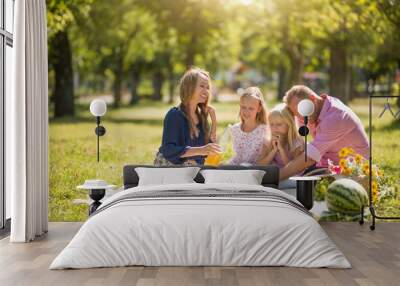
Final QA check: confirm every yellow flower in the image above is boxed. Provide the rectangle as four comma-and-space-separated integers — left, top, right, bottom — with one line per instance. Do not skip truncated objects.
347, 148, 355, 155
339, 148, 348, 158
339, 159, 347, 169
377, 170, 384, 177
355, 154, 363, 164
372, 180, 378, 192
369, 180, 379, 202
372, 190, 378, 203
342, 167, 351, 176
362, 163, 370, 175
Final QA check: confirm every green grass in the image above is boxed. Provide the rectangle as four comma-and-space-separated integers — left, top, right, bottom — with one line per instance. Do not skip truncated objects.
49, 98, 400, 221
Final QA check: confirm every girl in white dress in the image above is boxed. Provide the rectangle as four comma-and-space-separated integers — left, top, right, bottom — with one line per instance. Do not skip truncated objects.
229, 87, 269, 165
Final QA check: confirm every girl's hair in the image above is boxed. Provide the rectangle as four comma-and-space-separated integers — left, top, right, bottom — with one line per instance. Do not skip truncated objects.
268, 103, 303, 150
178, 67, 211, 142
239, 87, 268, 125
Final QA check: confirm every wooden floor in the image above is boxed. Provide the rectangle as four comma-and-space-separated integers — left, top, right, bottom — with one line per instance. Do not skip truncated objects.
0, 222, 399, 286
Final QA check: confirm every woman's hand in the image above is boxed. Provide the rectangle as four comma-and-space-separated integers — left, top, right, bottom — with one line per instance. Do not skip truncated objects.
203, 143, 222, 156
207, 105, 217, 123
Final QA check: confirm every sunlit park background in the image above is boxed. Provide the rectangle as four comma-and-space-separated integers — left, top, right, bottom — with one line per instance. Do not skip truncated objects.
47, 0, 400, 221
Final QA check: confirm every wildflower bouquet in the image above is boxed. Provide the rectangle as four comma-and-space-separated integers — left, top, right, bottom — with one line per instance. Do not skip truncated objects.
327, 147, 384, 203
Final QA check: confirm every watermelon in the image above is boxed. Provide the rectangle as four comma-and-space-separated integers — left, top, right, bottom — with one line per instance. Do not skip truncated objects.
326, 178, 369, 214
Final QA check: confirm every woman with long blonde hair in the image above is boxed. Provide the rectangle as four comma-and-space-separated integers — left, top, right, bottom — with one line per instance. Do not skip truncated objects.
154, 67, 220, 166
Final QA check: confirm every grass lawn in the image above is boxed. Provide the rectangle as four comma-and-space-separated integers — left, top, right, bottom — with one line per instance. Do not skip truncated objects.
49, 98, 400, 221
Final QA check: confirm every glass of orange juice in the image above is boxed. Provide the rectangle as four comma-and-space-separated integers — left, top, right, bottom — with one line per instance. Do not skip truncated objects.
204, 153, 222, 166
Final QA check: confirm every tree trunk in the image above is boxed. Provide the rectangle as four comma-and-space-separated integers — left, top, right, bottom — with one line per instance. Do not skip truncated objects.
50, 30, 74, 117
185, 33, 197, 68
329, 42, 350, 103
152, 71, 164, 101
129, 69, 140, 105
277, 64, 288, 100
288, 53, 304, 87
113, 52, 123, 108
283, 41, 304, 88
348, 66, 355, 100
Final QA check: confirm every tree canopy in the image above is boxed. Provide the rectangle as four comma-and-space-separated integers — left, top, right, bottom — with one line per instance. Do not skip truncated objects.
47, 0, 400, 116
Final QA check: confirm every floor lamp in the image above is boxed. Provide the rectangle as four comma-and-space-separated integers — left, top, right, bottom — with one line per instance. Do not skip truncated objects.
77, 99, 114, 215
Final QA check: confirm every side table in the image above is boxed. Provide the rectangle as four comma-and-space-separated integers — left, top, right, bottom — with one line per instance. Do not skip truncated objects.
289, 176, 321, 210
77, 180, 116, 215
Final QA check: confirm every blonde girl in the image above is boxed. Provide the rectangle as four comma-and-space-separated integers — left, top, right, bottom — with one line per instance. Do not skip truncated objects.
229, 87, 269, 165
257, 103, 304, 168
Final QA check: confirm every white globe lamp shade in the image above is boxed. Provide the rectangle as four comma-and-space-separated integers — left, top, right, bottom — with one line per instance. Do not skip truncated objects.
298, 99, 314, 117
90, 99, 107, 117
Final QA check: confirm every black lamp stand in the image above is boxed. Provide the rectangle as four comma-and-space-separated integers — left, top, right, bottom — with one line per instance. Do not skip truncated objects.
88, 116, 106, 215
298, 116, 309, 162
95, 116, 106, 162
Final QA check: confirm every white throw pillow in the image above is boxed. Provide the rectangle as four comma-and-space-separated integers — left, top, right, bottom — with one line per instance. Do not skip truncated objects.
200, 169, 266, 185
135, 167, 200, 186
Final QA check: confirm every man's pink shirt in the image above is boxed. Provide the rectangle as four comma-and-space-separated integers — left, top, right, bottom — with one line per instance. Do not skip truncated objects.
303, 95, 369, 167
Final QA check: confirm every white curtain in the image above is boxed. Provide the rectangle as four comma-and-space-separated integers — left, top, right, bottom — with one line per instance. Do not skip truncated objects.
9, 0, 49, 242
